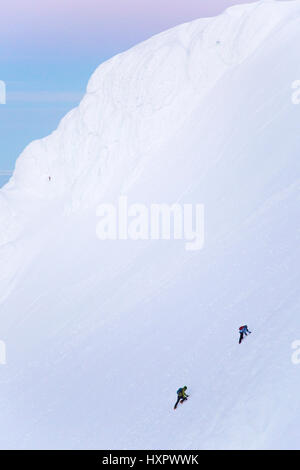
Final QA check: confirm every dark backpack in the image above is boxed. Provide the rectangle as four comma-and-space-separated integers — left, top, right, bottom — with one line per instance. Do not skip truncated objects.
177, 388, 183, 396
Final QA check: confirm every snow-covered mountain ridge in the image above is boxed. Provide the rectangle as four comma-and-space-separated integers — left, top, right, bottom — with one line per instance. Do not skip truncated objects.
0, 0, 300, 449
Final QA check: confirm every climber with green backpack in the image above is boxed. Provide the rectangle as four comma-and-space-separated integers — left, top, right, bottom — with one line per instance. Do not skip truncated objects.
174, 386, 189, 410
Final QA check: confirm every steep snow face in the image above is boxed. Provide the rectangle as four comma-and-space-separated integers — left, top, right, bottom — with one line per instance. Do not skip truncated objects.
1, 0, 300, 449
2, 1, 298, 211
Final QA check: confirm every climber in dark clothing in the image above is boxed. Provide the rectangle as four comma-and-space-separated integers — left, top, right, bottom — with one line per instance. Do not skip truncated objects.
174, 386, 189, 410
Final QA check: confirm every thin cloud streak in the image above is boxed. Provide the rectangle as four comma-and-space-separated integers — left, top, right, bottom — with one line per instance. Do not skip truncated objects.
7, 91, 84, 104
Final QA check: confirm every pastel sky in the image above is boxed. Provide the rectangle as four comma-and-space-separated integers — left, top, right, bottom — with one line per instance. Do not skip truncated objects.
0, 0, 265, 186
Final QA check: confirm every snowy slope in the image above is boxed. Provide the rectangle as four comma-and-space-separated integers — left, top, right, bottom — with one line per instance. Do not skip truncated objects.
1, 0, 300, 449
